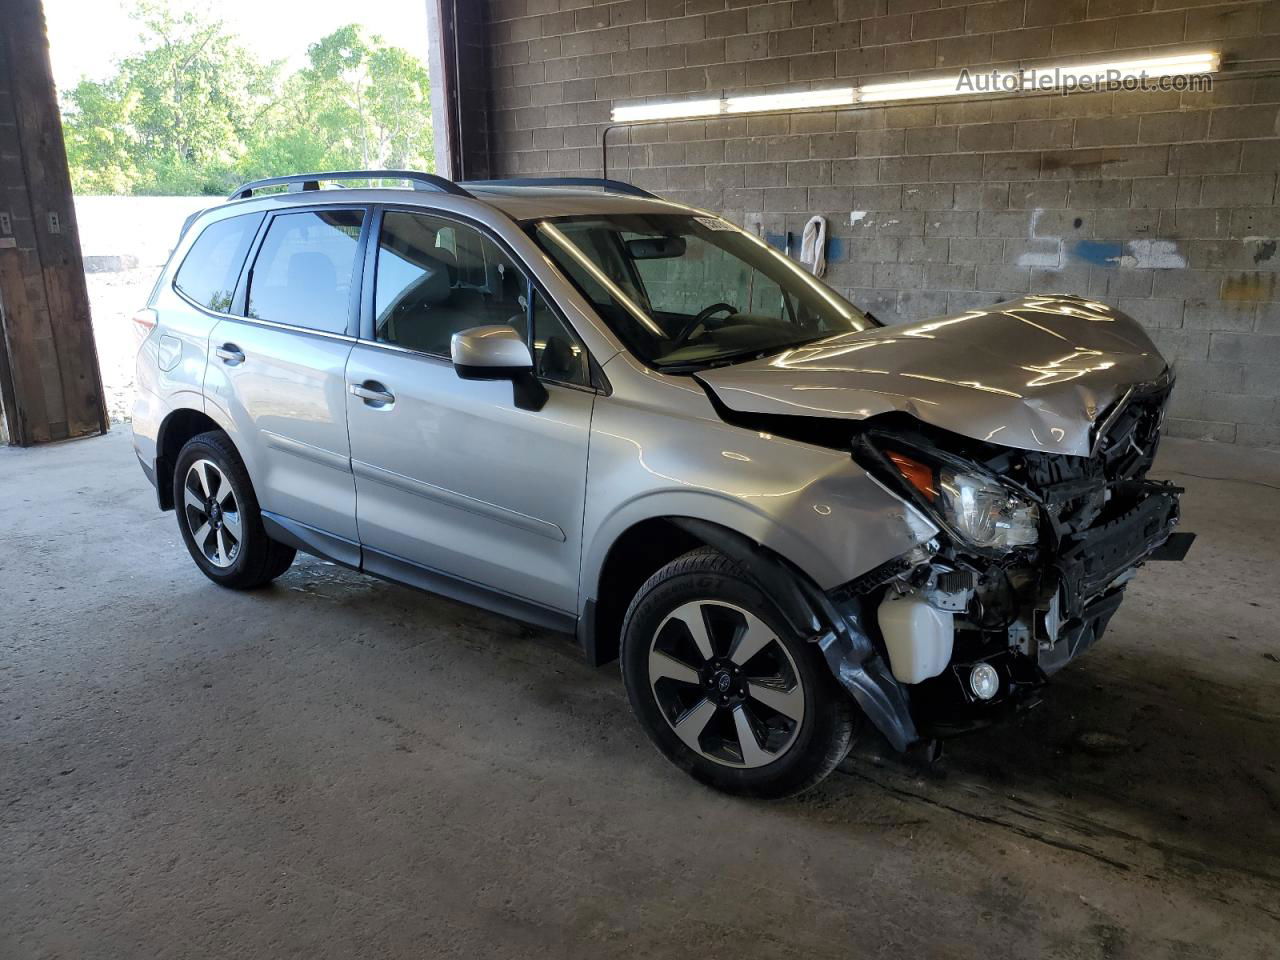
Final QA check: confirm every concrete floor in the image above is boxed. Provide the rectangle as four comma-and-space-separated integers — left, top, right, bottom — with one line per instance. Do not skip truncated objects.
2, 429, 1278, 959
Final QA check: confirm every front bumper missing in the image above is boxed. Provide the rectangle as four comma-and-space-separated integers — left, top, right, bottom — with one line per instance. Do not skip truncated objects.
1054, 482, 1184, 617
820, 481, 1194, 749
680, 489, 1191, 753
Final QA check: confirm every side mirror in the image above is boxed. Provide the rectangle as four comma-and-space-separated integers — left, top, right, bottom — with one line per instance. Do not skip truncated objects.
450, 325, 547, 412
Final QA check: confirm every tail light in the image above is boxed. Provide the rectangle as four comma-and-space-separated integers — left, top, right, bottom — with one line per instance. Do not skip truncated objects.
132, 308, 157, 342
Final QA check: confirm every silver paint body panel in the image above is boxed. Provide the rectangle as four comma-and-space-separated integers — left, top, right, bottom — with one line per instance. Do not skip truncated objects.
345, 343, 593, 614
697, 295, 1167, 457
204, 317, 358, 541
581, 350, 936, 594
133, 185, 1170, 630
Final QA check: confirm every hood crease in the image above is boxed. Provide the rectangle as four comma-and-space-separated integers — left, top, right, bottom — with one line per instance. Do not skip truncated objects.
695, 296, 1170, 456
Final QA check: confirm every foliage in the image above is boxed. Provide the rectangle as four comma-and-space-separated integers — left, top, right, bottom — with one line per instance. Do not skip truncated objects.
60, 2, 434, 195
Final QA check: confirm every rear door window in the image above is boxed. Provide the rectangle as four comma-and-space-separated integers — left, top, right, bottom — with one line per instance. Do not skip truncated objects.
172, 213, 262, 313
246, 209, 364, 334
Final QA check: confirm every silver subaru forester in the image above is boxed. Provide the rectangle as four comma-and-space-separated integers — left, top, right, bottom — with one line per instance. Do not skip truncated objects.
133, 171, 1192, 797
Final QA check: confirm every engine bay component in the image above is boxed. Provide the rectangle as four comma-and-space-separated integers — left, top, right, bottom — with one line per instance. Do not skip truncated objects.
878, 589, 954, 684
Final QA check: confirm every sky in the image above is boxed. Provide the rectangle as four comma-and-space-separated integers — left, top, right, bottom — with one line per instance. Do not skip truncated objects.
43, 0, 431, 93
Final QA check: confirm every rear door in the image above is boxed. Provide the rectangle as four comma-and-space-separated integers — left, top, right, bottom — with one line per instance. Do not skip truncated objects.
344, 206, 596, 621
149, 210, 264, 416
203, 205, 369, 552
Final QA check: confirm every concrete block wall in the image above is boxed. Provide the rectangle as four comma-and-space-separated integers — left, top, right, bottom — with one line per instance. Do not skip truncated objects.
481, 0, 1280, 446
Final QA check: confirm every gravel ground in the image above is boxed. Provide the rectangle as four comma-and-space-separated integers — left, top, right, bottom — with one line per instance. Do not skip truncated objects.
89, 266, 160, 423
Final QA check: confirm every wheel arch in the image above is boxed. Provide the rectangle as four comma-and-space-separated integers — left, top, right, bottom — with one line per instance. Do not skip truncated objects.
578, 502, 835, 668
154, 407, 228, 510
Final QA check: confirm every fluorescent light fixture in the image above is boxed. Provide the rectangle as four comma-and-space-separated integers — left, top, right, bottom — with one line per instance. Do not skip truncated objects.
611, 98, 721, 123
860, 74, 1006, 103
723, 87, 855, 114
612, 88, 855, 123
862, 50, 1218, 103
1033, 51, 1219, 84
609, 51, 1219, 120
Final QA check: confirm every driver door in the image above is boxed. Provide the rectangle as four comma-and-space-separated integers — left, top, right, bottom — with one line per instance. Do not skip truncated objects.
344, 208, 596, 623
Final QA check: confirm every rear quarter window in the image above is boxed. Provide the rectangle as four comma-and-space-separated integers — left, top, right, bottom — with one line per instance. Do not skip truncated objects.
172, 213, 263, 313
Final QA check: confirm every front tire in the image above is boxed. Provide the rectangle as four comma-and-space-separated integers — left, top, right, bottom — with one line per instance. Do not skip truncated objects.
621, 548, 856, 798
173, 431, 295, 589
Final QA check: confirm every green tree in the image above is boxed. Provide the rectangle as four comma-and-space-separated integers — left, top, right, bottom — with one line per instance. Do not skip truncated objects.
63, 1, 276, 194
248, 25, 434, 175
61, 78, 140, 194
60, 4, 434, 195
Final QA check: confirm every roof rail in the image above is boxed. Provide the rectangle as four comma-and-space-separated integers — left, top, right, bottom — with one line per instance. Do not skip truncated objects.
462, 177, 657, 199
227, 170, 472, 201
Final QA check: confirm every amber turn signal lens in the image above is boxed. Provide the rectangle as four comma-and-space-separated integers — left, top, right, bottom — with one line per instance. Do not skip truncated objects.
886, 451, 937, 501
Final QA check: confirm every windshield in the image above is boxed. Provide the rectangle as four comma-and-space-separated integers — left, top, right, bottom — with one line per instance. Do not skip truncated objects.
533, 213, 874, 369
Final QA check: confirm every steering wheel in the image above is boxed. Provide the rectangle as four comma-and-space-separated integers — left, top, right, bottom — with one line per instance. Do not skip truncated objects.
670, 302, 738, 349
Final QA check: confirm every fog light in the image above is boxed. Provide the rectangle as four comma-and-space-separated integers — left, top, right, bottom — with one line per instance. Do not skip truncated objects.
969, 663, 999, 701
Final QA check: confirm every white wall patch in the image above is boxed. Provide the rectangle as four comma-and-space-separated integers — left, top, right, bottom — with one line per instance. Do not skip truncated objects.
1016, 208, 1064, 268
1114, 239, 1185, 269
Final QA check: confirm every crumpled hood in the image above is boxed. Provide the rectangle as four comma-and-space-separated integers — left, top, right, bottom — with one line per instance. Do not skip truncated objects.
695, 295, 1170, 456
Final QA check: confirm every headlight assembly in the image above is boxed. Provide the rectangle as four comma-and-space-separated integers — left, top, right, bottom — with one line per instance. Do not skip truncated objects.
938, 467, 1039, 549
885, 449, 1040, 551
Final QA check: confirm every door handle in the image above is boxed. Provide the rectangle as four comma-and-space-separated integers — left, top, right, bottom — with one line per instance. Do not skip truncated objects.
349, 381, 395, 406
215, 344, 245, 365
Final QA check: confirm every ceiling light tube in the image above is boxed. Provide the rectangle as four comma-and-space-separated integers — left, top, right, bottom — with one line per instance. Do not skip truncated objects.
609, 51, 1218, 120
862, 51, 1218, 103
1034, 51, 1213, 81
724, 87, 855, 114
860, 74, 1013, 102
611, 98, 722, 123
1025, 51, 1219, 86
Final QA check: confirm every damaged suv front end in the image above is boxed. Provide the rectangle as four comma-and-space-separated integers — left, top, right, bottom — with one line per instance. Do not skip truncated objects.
535, 202, 1192, 782
846, 383, 1188, 741
695, 296, 1193, 751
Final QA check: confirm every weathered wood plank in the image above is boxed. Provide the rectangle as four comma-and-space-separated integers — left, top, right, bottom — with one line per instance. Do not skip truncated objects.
0, 0, 107, 445
0, 245, 50, 443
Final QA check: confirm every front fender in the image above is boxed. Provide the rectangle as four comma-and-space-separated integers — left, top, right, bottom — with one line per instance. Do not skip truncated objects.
581, 495, 924, 753
580, 403, 938, 608
583, 358, 939, 603
580, 488, 836, 611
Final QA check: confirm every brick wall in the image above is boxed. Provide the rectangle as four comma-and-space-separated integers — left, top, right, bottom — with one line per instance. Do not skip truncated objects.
481, 0, 1280, 446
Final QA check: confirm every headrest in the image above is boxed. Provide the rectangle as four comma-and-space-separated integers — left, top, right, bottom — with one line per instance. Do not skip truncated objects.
411, 256, 452, 306
432, 246, 459, 285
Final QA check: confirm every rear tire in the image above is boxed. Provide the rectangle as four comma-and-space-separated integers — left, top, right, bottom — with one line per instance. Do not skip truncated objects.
173, 431, 295, 589
620, 548, 856, 798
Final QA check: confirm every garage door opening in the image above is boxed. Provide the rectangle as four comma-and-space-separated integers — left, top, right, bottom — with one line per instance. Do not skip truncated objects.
42, 0, 439, 425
